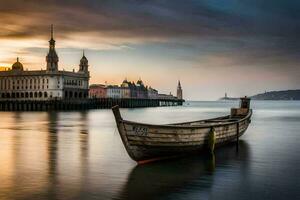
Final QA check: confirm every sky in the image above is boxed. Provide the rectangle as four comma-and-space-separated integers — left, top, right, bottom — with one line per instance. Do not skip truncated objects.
0, 0, 299, 100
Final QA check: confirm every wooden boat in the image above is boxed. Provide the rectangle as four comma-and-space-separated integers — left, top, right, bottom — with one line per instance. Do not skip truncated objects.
112, 97, 252, 164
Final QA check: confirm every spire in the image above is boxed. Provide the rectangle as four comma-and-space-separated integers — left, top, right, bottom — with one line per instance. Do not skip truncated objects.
49, 24, 56, 48
79, 50, 89, 73
17, 57, 19, 62
51, 24, 54, 39
178, 80, 181, 88
46, 24, 58, 71
177, 80, 183, 99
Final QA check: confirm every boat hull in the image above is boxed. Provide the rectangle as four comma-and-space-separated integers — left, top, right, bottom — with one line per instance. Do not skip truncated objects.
113, 107, 252, 163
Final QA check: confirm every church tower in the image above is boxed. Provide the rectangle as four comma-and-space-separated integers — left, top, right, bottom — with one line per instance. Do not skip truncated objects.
79, 50, 89, 74
177, 80, 183, 99
46, 25, 59, 71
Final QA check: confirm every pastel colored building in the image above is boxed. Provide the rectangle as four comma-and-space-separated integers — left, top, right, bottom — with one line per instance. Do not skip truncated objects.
89, 84, 107, 98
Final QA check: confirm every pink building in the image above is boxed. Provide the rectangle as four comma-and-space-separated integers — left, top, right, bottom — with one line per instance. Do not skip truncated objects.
89, 84, 107, 98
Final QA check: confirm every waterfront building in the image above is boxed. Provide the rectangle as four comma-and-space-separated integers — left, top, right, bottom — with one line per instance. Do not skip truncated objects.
120, 87, 131, 99
136, 79, 148, 99
148, 87, 158, 99
121, 79, 140, 98
89, 84, 106, 98
0, 25, 90, 101
120, 79, 133, 98
177, 80, 183, 100
0, 67, 10, 71
106, 85, 122, 98
90, 78, 176, 100
158, 93, 177, 100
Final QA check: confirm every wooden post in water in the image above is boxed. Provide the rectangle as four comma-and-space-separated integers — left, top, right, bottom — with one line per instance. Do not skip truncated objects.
236, 122, 239, 151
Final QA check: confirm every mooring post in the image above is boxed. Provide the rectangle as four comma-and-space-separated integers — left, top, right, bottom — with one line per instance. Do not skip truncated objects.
236, 122, 239, 151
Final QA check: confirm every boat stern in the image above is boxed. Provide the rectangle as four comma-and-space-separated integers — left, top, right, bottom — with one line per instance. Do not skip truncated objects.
231, 96, 251, 117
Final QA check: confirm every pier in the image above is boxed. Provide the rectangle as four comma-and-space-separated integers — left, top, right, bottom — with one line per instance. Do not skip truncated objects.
0, 98, 184, 111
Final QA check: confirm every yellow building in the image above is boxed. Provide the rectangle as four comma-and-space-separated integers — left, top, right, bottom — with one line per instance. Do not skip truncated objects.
0, 67, 10, 71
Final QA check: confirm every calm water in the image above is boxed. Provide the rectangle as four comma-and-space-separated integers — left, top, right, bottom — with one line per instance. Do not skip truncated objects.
0, 101, 299, 200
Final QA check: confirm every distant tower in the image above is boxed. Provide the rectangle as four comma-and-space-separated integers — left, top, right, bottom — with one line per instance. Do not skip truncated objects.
46, 24, 59, 71
225, 92, 228, 98
177, 80, 183, 99
79, 50, 89, 73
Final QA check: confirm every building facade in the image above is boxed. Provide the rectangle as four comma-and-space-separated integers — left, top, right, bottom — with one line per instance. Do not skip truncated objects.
89, 78, 179, 100
89, 84, 107, 98
148, 87, 158, 99
0, 67, 10, 71
0, 25, 90, 101
106, 85, 122, 98
135, 79, 148, 99
158, 93, 177, 100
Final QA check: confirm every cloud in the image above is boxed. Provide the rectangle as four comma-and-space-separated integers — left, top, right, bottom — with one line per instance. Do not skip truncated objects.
0, 0, 299, 99
0, 1, 299, 50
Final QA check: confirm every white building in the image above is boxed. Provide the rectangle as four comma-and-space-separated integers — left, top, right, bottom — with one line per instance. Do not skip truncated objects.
0, 25, 90, 101
106, 85, 122, 98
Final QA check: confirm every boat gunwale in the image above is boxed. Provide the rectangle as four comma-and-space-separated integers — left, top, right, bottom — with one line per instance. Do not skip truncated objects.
120, 109, 252, 129
167, 115, 231, 125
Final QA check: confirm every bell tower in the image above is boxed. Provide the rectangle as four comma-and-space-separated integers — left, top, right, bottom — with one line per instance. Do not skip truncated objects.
46, 24, 59, 71
177, 80, 183, 100
79, 50, 89, 73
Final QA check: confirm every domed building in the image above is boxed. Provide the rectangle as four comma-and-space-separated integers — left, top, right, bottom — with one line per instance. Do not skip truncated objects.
0, 25, 90, 101
12, 58, 24, 71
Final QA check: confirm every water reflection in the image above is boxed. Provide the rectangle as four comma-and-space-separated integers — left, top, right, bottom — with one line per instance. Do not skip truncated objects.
0, 112, 90, 200
118, 141, 250, 200
1, 101, 298, 200
45, 112, 57, 199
